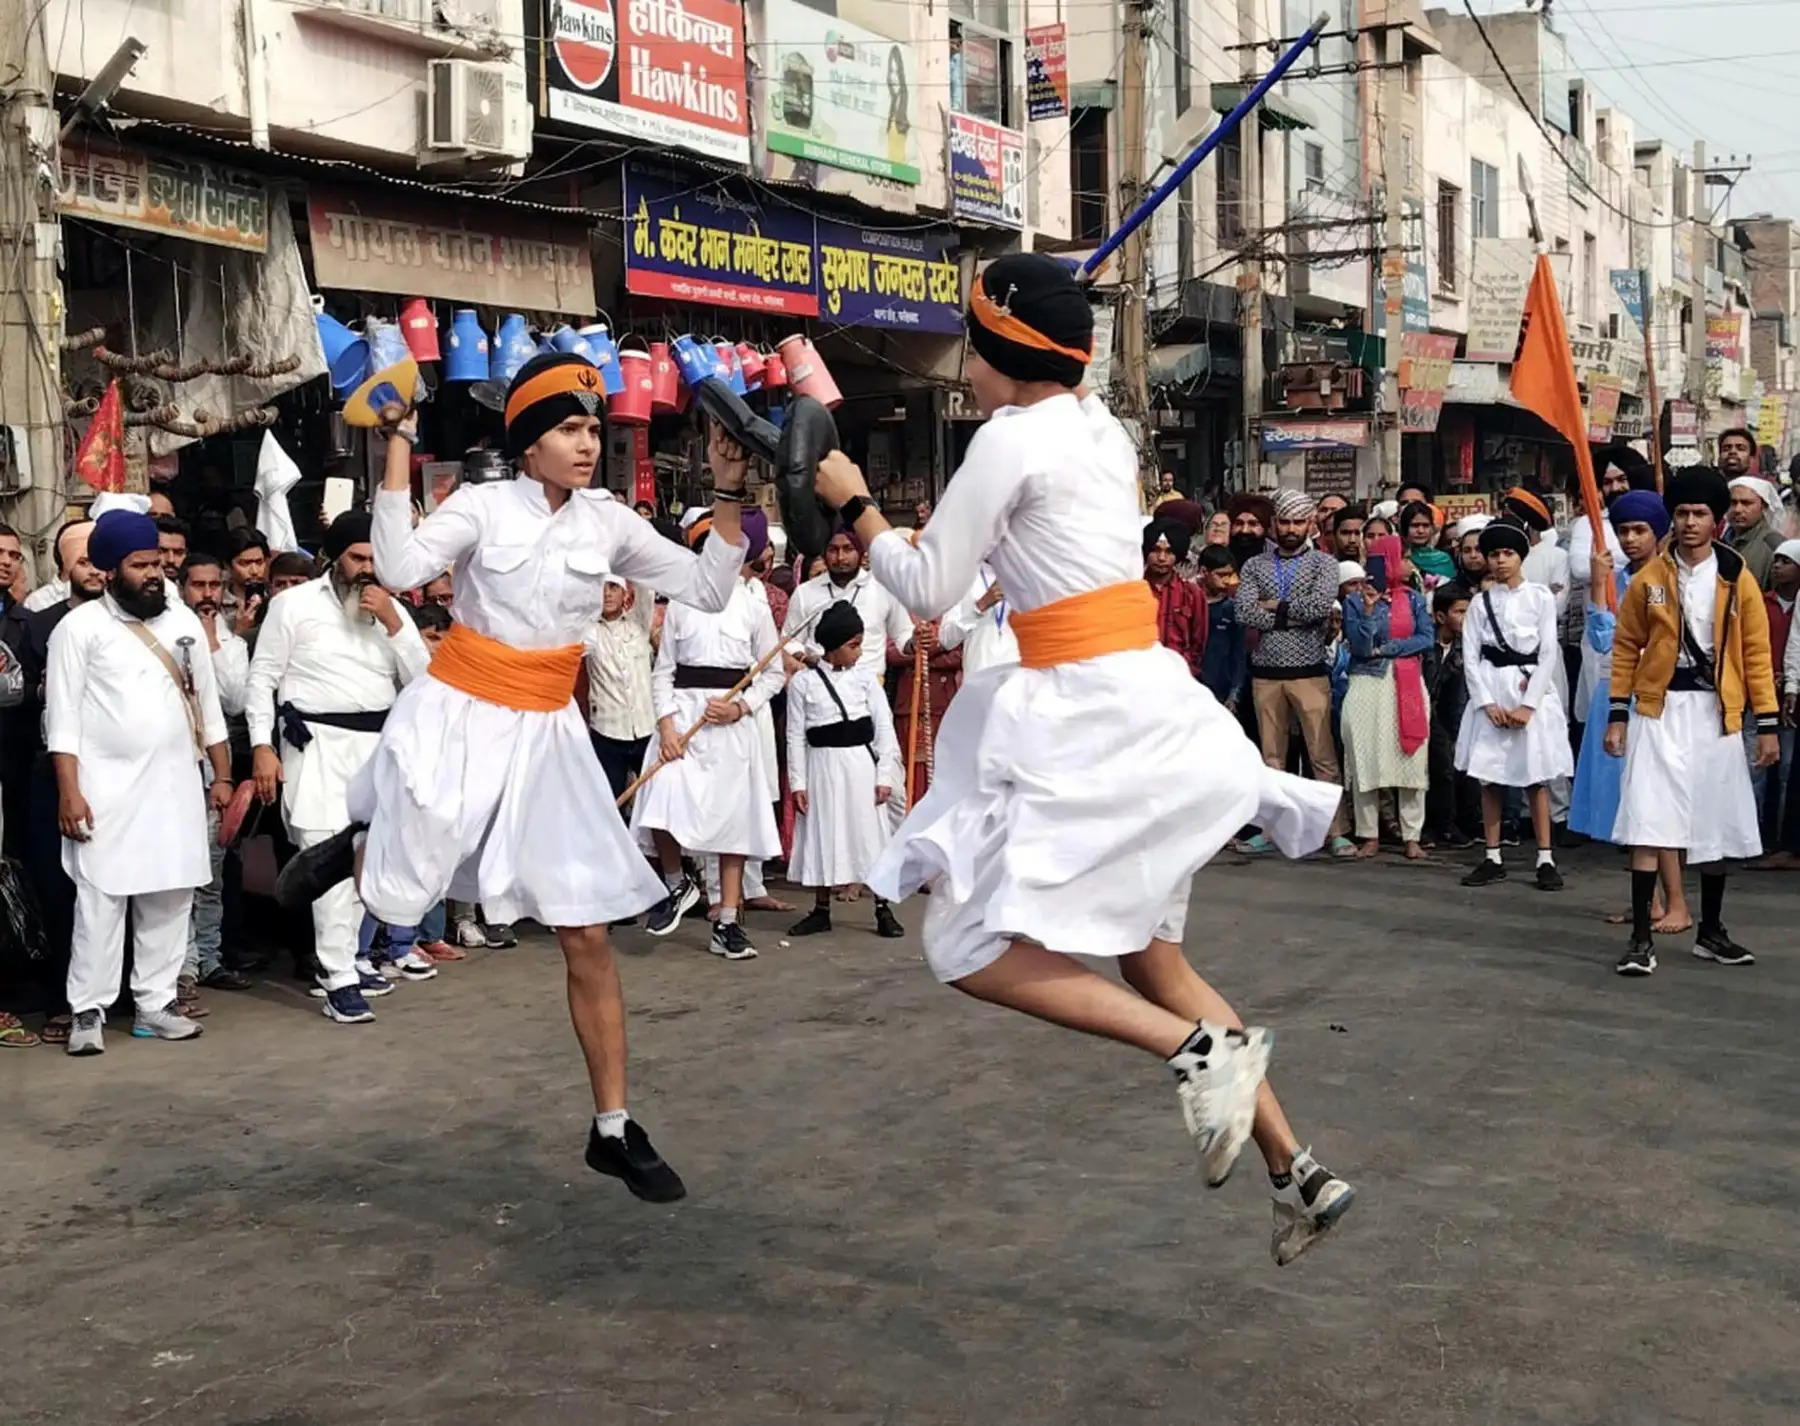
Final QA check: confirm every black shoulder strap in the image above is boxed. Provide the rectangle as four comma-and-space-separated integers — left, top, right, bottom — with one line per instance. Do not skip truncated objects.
813, 667, 877, 764
1481, 588, 1518, 658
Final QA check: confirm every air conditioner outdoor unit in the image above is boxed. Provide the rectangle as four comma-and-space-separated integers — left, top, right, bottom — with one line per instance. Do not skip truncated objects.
426, 58, 530, 160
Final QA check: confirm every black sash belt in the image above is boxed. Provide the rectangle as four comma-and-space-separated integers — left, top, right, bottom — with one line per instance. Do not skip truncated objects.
807, 716, 875, 748
1669, 666, 1716, 693
279, 702, 388, 749
1481, 645, 1538, 669
673, 664, 748, 690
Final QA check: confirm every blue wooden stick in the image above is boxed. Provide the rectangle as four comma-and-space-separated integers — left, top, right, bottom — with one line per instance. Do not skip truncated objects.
1081, 12, 1331, 278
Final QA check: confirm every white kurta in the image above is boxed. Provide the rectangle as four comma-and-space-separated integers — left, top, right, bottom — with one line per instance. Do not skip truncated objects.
350, 476, 744, 927
1612, 553, 1762, 862
1454, 581, 1574, 788
631, 579, 783, 859
209, 625, 250, 716
783, 569, 914, 687
46, 595, 227, 896
786, 662, 900, 887
860, 391, 1340, 984
246, 576, 430, 832
937, 565, 1019, 677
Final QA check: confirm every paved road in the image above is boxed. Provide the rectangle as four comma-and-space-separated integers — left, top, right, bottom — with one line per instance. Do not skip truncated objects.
5, 848, 1797, 1425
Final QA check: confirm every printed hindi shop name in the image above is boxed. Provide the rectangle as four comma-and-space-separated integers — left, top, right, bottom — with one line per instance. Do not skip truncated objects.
818, 243, 959, 317
630, 198, 811, 288
321, 211, 584, 284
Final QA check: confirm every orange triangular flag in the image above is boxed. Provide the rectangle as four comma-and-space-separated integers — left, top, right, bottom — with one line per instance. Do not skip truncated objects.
73, 381, 126, 494
1510, 254, 1611, 607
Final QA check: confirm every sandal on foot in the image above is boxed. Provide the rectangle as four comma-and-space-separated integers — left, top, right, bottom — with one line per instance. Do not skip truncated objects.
38, 1014, 72, 1045
0, 1012, 40, 1048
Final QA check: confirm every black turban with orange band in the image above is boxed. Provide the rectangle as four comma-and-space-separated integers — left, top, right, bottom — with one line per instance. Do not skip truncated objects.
966, 253, 1094, 389
503, 351, 608, 458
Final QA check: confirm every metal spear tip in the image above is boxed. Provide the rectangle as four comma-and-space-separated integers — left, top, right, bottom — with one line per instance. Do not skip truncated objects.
1311, 10, 1331, 31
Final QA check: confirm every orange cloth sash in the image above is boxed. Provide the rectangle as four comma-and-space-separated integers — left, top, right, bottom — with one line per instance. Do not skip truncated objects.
1010, 581, 1158, 669
429, 621, 582, 712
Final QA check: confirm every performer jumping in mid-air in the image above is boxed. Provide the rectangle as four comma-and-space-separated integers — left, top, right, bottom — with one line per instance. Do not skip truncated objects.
811, 254, 1356, 1265
278, 351, 753, 1203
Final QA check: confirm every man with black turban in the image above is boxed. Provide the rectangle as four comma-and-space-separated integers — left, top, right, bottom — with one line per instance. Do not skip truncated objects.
1144, 517, 1207, 679
1603, 464, 1779, 976
245, 509, 433, 1020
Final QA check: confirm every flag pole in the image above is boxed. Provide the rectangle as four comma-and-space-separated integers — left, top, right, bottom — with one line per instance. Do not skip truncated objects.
1637, 268, 1666, 493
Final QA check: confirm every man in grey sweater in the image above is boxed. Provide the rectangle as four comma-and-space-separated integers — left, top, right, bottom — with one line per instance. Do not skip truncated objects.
1235, 488, 1352, 852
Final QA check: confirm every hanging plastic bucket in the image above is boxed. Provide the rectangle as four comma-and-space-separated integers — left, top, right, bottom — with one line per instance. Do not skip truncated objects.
777, 334, 842, 407
398, 298, 440, 362
491, 313, 534, 384
648, 341, 681, 413
578, 323, 624, 395
736, 343, 766, 391
312, 297, 369, 397
713, 340, 748, 396
760, 348, 787, 391
444, 309, 488, 382
671, 334, 725, 387
610, 348, 655, 425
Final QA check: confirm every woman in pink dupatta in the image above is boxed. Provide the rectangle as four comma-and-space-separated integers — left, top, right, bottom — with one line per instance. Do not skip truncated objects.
1339, 534, 1436, 859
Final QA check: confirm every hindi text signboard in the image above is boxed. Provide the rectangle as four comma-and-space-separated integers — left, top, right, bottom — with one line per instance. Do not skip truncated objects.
63, 139, 269, 252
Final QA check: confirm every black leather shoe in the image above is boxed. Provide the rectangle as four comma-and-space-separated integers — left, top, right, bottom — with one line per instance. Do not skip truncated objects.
198, 966, 254, 990
586, 1121, 687, 1203
788, 907, 832, 936
775, 396, 841, 559
273, 824, 362, 910
874, 904, 904, 938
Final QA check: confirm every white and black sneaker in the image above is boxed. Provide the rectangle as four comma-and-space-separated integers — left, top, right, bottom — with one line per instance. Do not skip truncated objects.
1692, 927, 1755, 966
1616, 938, 1657, 976
644, 877, 701, 937
1167, 1021, 1272, 1188
1270, 1148, 1356, 1266
709, 920, 759, 961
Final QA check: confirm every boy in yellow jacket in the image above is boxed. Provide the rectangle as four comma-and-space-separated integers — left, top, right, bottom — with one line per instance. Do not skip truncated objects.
1605, 465, 1780, 976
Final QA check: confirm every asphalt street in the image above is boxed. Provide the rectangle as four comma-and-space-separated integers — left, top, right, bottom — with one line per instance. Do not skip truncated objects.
4, 845, 1797, 1425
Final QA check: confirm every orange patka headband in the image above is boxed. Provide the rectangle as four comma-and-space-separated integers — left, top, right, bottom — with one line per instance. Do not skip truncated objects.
503, 361, 606, 427
685, 514, 715, 548
969, 282, 1093, 366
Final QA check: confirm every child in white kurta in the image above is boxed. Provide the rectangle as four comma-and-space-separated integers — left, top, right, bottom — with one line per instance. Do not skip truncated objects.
1455, 520, 1574, 890
784, 602, 904, 939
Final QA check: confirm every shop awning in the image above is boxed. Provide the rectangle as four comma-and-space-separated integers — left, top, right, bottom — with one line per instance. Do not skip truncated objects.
1149, 342, 1239, 385
1210, 83, 1316, 132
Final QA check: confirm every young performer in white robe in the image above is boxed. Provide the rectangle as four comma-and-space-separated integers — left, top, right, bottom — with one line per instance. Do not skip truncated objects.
1606, 465, 1780, 976
1455, 520, 1574, 891
631, 514, 784, 962
278, 351, 750, 1203
812, 253, 1354, 1267
48, 512, 234, 1055
785, 602, 903, 939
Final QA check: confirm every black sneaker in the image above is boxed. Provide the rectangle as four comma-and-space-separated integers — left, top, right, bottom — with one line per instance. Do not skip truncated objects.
874, 903, 904, 939
1499, 822, 1522, 847
1461, 859, 1507, 887
709, 920, 758, 961
788, 907, 832, 936
1432, 825, 1474, 850
483, 922, 518, 949
1535, 862, 1565, 892
585, 1120, 687, 1203
1616, 938, 1657, 976
644, 877, 700, 937
1692, 928, 1755, 966
273, 823, 363, 909
198, 965, 254, 990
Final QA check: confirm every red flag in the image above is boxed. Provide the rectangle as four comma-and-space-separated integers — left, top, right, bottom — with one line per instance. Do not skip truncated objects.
1509, 255, 1611, 608
73, 381, 126, 494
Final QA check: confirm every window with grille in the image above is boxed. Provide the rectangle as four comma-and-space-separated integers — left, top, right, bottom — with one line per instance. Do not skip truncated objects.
1304, 142, 1325, 192
1470, 160, 1499, 239
1217, 127, 1244, 246
1437, 181, 1460, 292
1069, 107, 1108, 244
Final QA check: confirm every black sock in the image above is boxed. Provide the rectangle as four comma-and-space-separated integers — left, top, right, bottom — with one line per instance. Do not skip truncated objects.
815, 889, 831, 910
1631, 868, 1658, 942
1699, 872, 1726, 936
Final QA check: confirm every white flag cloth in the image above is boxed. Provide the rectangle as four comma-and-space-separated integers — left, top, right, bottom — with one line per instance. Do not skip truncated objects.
255, 431, 302, 553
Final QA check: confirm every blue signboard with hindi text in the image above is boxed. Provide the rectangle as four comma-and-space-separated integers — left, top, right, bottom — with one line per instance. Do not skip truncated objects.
625, 164, 818, 315
814, 218, 962, 334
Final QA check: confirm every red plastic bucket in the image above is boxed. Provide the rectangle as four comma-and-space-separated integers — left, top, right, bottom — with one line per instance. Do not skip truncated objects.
609, 349, 654, 425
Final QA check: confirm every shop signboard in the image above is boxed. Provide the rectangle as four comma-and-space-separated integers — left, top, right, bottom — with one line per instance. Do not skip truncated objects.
541, 0, 750, 165
1465, 238, 1535, 362
1758, 392, 1787, 449
1667, 398, 1698, 448
62, 138, 269, 252
815, 218, 962, 333
1706, 314, 1742, 362
1260, 417, 1368, 452
1024, 24, 1069, 120
948, 114, 1025, 228
1303, 447, 1356, 498
624, 165, 816, 314
1609, 268, 1646, 332
759, 0, 920, 184
308, 189, 595, 312
1586, 377, 1622, 441
1435, 492, 1491, 526
1398, 332, 1456, 433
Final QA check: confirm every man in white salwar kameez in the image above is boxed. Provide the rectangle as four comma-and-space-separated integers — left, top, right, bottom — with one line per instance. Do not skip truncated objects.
938, 563, 1018, 677
50, 512, 234, 1056
810, 253, 1355, 1267
784, 602, 903, 939
274, 351, 752, 1203
248, 512, 431, 1024
1606, 466, 1780, 977
632, 513, 784, 961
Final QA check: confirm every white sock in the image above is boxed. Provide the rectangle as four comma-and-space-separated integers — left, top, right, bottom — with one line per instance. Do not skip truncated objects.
718, 906, 738, 926
1486, 846, 1503, 865
1537, 849, 1555, 868
663, 868, 683, 892
594, 1109, 629, 1139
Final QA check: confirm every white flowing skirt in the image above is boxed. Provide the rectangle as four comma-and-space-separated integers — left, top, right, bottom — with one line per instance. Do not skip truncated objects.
1612, 690, 1762, 863
630, 689, 780, 860
1454, 682, 1573, 788
789, 744, 890, 888
867, 644, 1341, 984
348, 673, 665, 928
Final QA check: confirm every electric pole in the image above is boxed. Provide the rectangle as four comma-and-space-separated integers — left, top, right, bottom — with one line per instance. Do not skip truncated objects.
1116, 0, 1152, 494
1378, 17, 1405, 495
1, 0, 68, 574
1238, 0, 1264, 493
1687, 139, 1710, 453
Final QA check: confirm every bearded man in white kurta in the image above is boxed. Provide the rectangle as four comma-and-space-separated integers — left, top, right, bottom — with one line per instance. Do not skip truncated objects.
49, 512, 233, 1056
246, 512, 430, 1023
